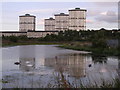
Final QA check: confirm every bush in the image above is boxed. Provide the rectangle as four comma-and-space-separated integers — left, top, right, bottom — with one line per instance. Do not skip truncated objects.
9, 36, 18, 42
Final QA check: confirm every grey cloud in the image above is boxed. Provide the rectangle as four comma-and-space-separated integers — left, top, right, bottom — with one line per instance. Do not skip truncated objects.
95, 11, 118, 23
106, 11, 117, 16
87, 10, 101, 17
93, 2, 118, 7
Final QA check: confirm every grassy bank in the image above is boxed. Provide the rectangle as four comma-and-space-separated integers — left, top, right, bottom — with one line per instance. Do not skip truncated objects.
2, 41, 61, 47
2, 36, 119, 56
2, 39, 64, 47
2, 40, 119, 56
1, 29, 120, 56
58, 43, 119, 56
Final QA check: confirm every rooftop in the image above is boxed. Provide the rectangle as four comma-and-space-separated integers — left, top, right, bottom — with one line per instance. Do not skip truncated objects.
45, 17, 55, 20
69, 8, 87, 11
25, 14, 30, 16
54, 13, 69, 16
19, 14, 36, 17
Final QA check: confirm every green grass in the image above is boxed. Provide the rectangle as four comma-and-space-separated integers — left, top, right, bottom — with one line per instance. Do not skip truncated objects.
58, 44, 119, 56
2, 42, 61, 47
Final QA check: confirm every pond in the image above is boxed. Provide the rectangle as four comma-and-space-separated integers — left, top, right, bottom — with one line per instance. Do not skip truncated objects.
1, 45, 120, 88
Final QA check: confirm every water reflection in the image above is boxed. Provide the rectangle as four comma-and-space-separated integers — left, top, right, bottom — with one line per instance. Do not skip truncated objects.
118, 59, 120, 78
45, 53, 86, 78
19, 58, 35, 72
2, 45, 120, 88
118, 57, 120, 68
19, 46, 36, 72
92, 55, 107, 64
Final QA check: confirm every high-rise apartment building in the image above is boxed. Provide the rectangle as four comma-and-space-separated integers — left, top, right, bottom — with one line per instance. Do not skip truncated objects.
68, 8, 87, 31
19, 14, 36, 32
44, 17, 55, 31
45, 8, 87, 31
54, 13, 69, 31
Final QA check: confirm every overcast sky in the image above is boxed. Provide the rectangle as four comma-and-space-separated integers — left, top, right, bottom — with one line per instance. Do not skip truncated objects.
1, 1, 119, 31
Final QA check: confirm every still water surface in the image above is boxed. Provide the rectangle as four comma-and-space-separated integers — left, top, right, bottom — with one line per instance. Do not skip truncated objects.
1, 45, 120, 88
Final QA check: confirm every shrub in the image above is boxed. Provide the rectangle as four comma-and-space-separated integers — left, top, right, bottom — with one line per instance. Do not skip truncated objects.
9, 36, 18, 43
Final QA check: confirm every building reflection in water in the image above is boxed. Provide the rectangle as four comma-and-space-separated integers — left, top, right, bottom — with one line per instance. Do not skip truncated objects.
19, 58, 35, 72
45, 53, 86, 78
118, 59, 120, 78
118, 60, 120, 69
92, 55, 107, 64
19, 46, 36, 72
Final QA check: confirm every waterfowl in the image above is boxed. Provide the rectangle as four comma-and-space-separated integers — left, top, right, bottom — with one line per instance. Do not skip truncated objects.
14, 62, 20, 65
88, 64, 92, 67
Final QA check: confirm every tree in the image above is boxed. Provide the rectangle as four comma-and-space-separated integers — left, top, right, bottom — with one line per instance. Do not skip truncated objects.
9, 36, 18, 42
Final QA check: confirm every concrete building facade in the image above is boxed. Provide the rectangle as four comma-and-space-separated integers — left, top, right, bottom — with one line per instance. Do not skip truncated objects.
1, 8, 87, 38
0, 31, 27, 37
44, 17, 55, 31
55, 13, 69, 31
45, 8, 87, 31
0, 31, 58, 38
19, 14, 36, 32
27, 31, 58, 38
68, 8, 87, 31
